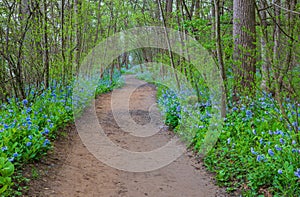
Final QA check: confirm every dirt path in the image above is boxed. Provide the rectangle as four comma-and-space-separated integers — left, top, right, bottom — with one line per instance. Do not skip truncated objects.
24, 75, 227, 197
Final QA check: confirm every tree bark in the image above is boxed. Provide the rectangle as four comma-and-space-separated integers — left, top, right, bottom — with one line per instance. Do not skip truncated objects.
233, 0, 256, 99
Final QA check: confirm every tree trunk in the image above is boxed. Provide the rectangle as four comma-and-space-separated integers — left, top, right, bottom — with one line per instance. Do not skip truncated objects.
233, 0, 256, 99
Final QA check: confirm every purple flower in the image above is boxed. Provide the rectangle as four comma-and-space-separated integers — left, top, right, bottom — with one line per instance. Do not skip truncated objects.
280, 138, 285, 144
268, 149, 274, 157
292, 140, 296, 145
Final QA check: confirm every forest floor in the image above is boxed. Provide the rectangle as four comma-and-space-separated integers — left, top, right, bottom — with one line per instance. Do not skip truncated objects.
22, 76, 229, 197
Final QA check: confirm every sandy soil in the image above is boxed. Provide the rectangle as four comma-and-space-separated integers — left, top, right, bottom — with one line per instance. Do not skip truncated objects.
22, 75, 228, 197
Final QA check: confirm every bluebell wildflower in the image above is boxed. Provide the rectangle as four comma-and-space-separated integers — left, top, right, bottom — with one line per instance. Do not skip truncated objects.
268, 149, 274, 157
246, 110, 252, 118
22, 99, 28, 106
1, 146, 8, 151
4, 124, 9, 129
294, 169, 300, 178
26, 107, 32, 113
43, 139, 50, 146
275, 144, 282, 151
256, 155, 264, 162
227, 138, 231, 144
269, 130, 273, 135
251, 147, 257, 155
292, 122, 298, 127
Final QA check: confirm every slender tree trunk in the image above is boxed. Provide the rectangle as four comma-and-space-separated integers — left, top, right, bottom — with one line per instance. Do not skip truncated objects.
43, 0, 50, 89
158, 0, 180, 90
214, 0, 226, 117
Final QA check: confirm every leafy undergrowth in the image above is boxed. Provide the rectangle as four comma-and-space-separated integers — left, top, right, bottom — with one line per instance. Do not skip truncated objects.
148, 76, 299, 196
0, 71, 123, 196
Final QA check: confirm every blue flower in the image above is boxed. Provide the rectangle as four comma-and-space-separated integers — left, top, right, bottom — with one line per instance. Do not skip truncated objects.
176, 105, 181, 112
232, 107, 238, 111
43, 139, 50, 146
292, 140, 296, 145
278, 169, 283, 174
1, 146, 8, 151
26, 107, 32, 113
251, 147, 257, 155
42, 128, 50, 135
13, 152, 18, 157
256, 155, 264, 162
294, 169, 300, 178
8, 157, 14, 162
28, 135, 33, 140
252, 129, 256, 135
4, 124, 9, 129
269, 130, 273, 135
292, 122, 298, 127
279, 138, 285, 144
275, 144, 282, 151
26, 117, 31, 122
227, 138, 231, 144
246, 110, 252, 118
268, 149, 274, 157
26, 142, 32, 147
259, 138, 264, 144
292, 148, 297, 153
22, 99, 28, 106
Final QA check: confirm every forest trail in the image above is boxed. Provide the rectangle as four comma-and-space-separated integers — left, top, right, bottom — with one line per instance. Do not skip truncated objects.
25, 75, 226, 197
